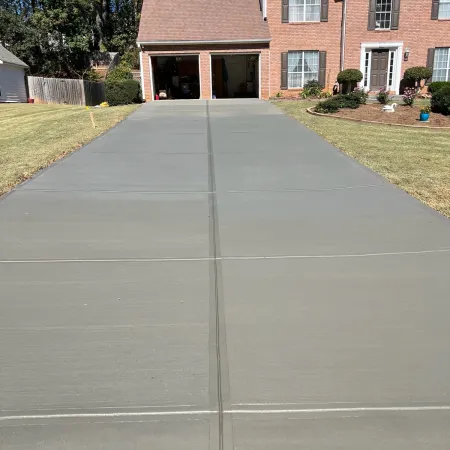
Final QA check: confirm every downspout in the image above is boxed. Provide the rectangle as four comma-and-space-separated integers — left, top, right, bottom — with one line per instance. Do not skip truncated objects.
340, 0, 347, 72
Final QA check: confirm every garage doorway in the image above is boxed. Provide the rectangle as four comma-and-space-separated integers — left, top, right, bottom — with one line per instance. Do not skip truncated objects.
211, 54, 260, 99
151, 55, 200, 100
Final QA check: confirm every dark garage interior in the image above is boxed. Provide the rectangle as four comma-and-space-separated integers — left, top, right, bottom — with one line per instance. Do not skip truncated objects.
151, 55, 200, 100
211, 54, 259, 99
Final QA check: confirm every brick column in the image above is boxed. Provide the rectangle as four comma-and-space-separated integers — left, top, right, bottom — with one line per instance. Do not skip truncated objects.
141, 50, 153, 101
199, 51, 212, 100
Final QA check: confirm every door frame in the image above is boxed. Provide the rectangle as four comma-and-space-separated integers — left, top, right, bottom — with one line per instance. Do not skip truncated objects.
360, 42, 403, 94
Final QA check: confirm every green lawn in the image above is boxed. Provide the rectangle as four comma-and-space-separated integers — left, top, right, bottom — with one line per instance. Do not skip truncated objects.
275, 100, 450, 218
0, 103, 140, 195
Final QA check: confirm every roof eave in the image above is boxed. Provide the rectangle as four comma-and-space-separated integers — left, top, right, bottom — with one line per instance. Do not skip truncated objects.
137, 38, 271, 46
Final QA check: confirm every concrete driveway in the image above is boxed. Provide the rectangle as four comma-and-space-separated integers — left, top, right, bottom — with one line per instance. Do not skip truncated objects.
1, 99, 450, 449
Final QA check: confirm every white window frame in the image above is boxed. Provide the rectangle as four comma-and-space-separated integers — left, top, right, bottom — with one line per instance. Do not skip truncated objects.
288, 0, 321, 23
360, 42, 403, 94
433, 48, 450, 82
439, 0, 450, 19
287, 51, 319, 89
375, 0, 393, 30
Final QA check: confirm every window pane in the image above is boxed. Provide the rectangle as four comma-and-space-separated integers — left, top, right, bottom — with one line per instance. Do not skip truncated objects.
433, 48, 450, 82
439, 0, 450, 19
289, 0, 320, 22
375, 0, 392, 29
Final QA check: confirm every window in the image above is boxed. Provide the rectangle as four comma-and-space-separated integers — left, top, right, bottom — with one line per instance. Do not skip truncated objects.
388, 51, 395, 87
289, 0, 321, 22
288, 51, 319, 88
375, 0, 392, 29
439, 0, 450, 19
363, 52, 370, 87
433, 48, 450, 81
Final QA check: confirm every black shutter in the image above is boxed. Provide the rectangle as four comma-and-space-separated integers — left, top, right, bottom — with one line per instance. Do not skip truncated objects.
391, 0, 400, 29
368, 0, 376, 30
431, 0, 440, 19
318, 51, 327, 88
282, 0, 289, 23
320, 0, 329, 22
281, 53, 288, 89
427, 48, 436, 73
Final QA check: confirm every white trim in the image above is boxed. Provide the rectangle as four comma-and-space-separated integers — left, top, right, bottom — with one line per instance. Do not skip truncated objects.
139, 49, 145, 101
148, 55, 154, 100
360, 42, 403, 94
259, 53, 262, 99
199, 53, 204, 99
209, 54, 213, 99
263, 0, 268, 18
137, 39, 271, 46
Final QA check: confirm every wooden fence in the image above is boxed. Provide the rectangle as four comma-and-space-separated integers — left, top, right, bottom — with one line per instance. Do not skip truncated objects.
27, 76, 105, 106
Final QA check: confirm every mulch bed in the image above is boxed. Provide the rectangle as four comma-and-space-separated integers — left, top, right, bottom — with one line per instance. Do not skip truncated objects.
333, 104, 450, 127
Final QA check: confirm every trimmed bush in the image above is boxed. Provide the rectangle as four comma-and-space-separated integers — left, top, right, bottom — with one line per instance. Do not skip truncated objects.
106, 64, 134, 82
431, 85, 450, 115
315, 93, 361, 114
337, 69, 363, 93
315, 97, 340, 113
105, 80, 141, 106
428, 81, 450, 93
404, 66, 433, 84
337, 69, 363, 83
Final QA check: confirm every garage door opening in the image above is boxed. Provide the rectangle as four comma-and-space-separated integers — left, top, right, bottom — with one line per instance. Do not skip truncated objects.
211, 54, 259, 99
151, 55, 200, 100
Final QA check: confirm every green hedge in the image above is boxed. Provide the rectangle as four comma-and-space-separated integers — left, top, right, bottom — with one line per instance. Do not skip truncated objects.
105, 80, 141, 106
428, 81, 450, 93
431, 85, 450, 115
315, 92, 363, 114
404, 66, 433, 82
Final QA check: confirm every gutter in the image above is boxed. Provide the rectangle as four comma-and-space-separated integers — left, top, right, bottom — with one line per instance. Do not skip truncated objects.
137, 38, 271, 46
340, 0, 347, 71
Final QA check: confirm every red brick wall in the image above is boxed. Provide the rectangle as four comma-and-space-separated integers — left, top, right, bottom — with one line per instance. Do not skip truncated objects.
266, 0, 450, 97
266, 0, 343, 97
345, 0, 450, 73
141, 44, 270, 101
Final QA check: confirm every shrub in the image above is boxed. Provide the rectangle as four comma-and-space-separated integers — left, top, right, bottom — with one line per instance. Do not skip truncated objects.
106, 63, 134, 82
315, 93, 361, 114
428, 81, 450, 93
315, 97, 340, 113
402, 87, 417, 106
431, 85, 450, 115
121, 48, 140, 69
83, 69, 102, 82
404, 66, 433, 85
105, 79, 141, 106
377, 88, 391, 105
301, 79, 323, 98
350, 88, 368, 104
337, 69, 363, 84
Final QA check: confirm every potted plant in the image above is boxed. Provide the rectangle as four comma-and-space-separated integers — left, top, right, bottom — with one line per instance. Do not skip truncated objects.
420, 105, 431, 122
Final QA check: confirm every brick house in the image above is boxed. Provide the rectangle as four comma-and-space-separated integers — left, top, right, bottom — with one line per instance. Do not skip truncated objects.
137, 0, 450, 101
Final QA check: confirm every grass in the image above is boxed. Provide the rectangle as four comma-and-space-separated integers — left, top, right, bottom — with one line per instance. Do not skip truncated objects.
275, 100, 450, 218
0, 103, 140, 195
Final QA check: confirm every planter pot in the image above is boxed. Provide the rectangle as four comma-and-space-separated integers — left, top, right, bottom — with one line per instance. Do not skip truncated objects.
420, 112, 430, 122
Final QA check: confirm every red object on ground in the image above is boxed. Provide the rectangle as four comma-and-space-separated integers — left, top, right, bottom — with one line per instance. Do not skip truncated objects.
155, 94, 159, 100
27, 98, 35, 103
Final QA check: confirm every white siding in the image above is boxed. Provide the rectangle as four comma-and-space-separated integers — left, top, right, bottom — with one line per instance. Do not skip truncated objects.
0, 64, 27, 102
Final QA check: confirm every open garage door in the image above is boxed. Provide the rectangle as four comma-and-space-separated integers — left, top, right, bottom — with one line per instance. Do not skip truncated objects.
151, 55, 200, 100
211, 54, 259, 99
